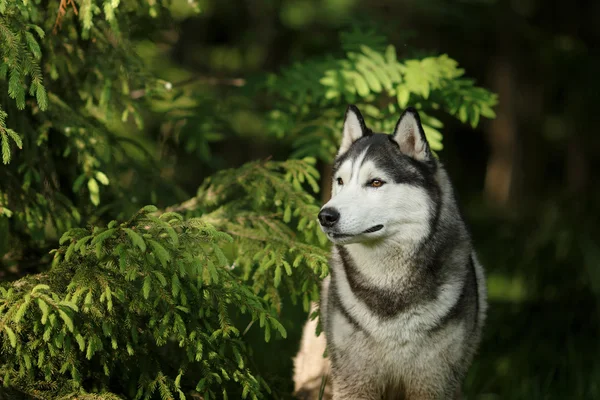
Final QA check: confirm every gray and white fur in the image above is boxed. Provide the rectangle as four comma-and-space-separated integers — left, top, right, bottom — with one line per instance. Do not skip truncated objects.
293, 105, 487, 400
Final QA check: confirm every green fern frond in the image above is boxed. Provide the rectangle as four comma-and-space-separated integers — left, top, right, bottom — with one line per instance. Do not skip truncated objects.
261, 31, 498, 163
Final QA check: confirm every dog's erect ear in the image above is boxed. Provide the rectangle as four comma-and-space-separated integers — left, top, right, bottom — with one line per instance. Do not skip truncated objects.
392, 107, 432, 162
338, 105, 368, 156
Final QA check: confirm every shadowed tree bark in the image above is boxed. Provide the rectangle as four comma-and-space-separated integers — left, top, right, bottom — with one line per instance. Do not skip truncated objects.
485, 56, 518, 207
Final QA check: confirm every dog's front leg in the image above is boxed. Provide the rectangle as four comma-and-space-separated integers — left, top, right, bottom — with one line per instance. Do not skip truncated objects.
329, 354, 381, 400
331, 375, 380, 400
403, 374, 459, 400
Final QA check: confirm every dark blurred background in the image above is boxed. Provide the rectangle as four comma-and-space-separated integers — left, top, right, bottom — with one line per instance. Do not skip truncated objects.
41, 0, 600, 398
136, 0, 600, 398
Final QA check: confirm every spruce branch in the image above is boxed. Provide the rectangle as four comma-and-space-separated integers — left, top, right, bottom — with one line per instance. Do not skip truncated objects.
1, 207, 283, 399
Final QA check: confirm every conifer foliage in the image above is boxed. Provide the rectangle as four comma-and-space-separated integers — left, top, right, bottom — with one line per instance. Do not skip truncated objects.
0, 1, 496, 399
261, 28, 497, 162
1, 206, 282, 399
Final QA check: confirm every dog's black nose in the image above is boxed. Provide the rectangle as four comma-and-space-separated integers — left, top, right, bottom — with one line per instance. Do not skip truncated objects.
318, 208, 340, 227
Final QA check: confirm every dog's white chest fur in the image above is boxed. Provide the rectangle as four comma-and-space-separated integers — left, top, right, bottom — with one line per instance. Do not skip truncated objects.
330, 304, 466, 377
329, 245, 468, 341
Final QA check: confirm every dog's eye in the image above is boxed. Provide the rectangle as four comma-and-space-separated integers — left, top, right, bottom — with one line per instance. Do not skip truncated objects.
369, 179, 385, 188
336, 177, 344, 185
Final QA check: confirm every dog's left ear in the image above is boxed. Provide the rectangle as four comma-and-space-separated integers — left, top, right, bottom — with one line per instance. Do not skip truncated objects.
392, 107, 432, 162
338, 105, 368, 156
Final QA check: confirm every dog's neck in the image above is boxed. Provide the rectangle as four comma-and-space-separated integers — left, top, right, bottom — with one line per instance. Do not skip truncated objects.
341, 239, 423, 287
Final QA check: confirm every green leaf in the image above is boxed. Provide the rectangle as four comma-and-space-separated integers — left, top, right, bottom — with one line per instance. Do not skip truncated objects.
147, 214, 179, 245
91, 228, 116, 245
172, 273, 181, 297
43, 326, 52, 342
152, 271, 167, 287
397, 86, 410, 108
232, 346, 244, 369
37, 299, 50, 325
274, 265, 282, 288
72, 174, 87, 192
124, 228, 146, 252
264, 322, 271, 343
360, 45, 386, 65
385, 45, 397, 63
142, 205, 158, 213
37, 350, 45, 367
23, 353, 32, 370
142, 275, 152, 299
58, 309, 74, 332
84, 290, 93, 307
65, 241, 77, 261
356, 64, 382, 93
14, 297, 30, 323
29, 24, 45, 39
351, 71, 370, 97
32, 284, 50, 293
8, 69, 25, 110
458, 105, 468, 123
1, 132, 10, 164
86, 340, 95, 359
206, 259, 219, 284
149, 239, 170, 267
283, 261, 292, 276
422, 125, 444, 152
5, 326, 17, 347
74, 235, 92, 254
470, 106, 480, 128
269, 317, 288, 338
6, 129, 22, 150
283, 206, 292, 223
95, 171, 110, 185
75, 334, 85, 351
480, 103, 497, 119
88, 178, 100, 206
35, 83, 48, 110
59, 300, 79, 312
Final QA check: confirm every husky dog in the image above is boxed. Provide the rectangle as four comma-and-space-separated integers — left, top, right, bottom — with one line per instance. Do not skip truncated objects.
293, 105, 487, 400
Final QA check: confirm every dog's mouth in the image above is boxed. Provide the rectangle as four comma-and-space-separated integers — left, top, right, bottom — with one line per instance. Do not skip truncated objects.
330, 224, 384, 238
362, 224, 384, 234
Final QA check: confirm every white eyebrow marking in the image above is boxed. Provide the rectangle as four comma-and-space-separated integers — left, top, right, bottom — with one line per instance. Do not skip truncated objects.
350, 147, 370, 184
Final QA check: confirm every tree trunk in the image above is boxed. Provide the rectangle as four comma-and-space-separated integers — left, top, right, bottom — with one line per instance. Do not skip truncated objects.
321, 163, 333, 204
484, 57, 519, 208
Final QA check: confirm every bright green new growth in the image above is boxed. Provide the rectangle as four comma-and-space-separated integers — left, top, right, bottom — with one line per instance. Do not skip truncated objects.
1, 207, 279, 399
263, 29, 497, 162
0, 1, 497, 399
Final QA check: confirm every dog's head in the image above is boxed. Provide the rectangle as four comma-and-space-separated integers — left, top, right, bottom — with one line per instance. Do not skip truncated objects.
318, 105, 440, 245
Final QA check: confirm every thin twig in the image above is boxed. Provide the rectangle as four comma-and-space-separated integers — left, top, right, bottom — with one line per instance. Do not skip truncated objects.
130, 76, 246, 99
242, 320, 255, 335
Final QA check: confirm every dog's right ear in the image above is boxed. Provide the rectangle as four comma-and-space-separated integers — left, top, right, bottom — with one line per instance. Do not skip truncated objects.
392, 107, 432, 163
338, 105, 368, 156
